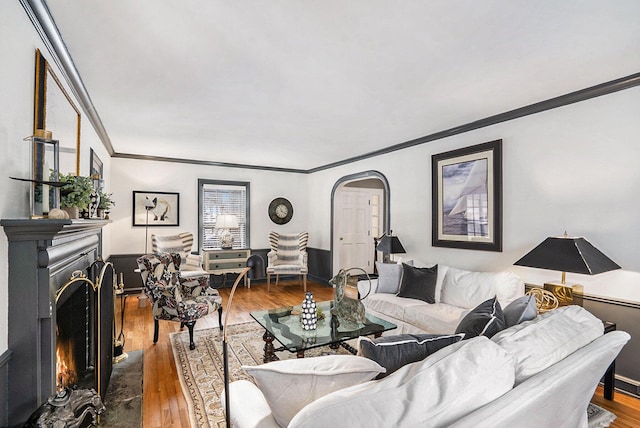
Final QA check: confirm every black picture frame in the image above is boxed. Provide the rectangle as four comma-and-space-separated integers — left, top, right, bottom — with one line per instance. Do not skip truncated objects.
132, 191, 180, 227
431, 140, 502, 252
90, 148, 103, 182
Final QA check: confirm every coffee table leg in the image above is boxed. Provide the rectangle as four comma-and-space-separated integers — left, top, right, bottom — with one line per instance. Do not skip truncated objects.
296, 351, 305, 358
263, 331, 279, 363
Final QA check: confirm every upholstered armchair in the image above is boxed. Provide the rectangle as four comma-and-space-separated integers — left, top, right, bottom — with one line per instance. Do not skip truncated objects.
266, 232, 309, 292
152, 232, 208, 278
136, 253, 223, 350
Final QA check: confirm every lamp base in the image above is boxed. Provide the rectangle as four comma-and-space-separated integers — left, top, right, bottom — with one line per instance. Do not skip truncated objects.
543, 282, 584, 306
220, 229, 234, 249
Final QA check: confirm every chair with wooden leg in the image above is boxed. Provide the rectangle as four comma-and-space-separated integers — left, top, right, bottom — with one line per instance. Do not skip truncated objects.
136, 252, 222, 350
266, 231, 308, 292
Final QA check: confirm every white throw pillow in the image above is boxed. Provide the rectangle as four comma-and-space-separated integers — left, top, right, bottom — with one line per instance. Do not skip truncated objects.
375, 262, 403, 294
289, 337, 515, 428
491, 305, 604, 384
243, 355, 385, 427
440, 267, 498, 309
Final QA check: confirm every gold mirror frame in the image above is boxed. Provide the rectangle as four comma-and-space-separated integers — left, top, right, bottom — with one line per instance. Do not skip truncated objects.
34, 49, 81, 176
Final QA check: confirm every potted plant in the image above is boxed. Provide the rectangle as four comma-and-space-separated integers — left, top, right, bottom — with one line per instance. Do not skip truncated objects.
59, 173, 94, 219
97, 190, 115, 219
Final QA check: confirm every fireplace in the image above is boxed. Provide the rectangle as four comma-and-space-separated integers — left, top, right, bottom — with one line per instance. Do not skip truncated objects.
2, 219, 113, 427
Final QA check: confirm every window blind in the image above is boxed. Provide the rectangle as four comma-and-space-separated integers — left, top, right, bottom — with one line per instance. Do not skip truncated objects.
201, 182, 248, 249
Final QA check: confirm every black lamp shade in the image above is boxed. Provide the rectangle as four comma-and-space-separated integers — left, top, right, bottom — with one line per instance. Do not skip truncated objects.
376, 235, 406, 254
514, 236, 620, 275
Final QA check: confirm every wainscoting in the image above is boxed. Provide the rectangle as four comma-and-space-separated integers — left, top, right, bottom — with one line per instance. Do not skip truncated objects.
109, 247, 335, 293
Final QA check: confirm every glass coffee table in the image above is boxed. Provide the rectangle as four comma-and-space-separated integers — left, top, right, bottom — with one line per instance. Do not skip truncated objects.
250, 300, 396, 362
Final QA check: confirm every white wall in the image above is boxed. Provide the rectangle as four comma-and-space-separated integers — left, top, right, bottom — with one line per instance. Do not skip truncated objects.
308, 85, 640, 302
0, 2, 111, 354
108, 158, 309, 255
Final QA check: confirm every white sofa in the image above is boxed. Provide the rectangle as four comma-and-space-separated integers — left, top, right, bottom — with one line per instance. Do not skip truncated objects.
358, 262, 525, 335
225, 306, 630, 428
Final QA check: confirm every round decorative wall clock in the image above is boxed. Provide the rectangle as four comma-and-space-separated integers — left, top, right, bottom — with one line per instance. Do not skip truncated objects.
268, 197, 293, 224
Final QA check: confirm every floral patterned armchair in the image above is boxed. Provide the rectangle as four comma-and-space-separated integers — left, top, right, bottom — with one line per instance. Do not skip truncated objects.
136, 253, 223, 350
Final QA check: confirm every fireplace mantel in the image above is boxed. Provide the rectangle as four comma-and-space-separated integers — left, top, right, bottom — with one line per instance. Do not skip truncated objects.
2, 218, 111, 426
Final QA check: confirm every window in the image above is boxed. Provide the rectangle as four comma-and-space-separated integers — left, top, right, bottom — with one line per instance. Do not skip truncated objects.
198, 179, 250, 250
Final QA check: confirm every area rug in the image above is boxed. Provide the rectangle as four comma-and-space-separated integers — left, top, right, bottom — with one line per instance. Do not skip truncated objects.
170, 322, 351, 428
171, 324, 616, 428
587, 402, 616, 428
100, 349, 144, 427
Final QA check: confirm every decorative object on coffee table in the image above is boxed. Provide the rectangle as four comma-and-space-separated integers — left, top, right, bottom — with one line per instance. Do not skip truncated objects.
515, 231, 621, 305
301, 292, 318, 330
330, 267, 372, 325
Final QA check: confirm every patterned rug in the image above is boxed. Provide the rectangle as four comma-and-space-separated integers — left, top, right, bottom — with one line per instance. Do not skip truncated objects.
169, 322, 351, 428
587, 402, 616, 428
170, 323, 616, 428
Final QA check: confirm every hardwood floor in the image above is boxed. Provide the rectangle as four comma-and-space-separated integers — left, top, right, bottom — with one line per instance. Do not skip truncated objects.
118, 279, 640, 427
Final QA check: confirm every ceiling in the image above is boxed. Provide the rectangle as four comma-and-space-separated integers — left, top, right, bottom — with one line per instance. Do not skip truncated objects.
44, 0, 640, 171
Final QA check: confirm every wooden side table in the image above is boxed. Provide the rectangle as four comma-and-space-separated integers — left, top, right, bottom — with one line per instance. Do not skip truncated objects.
603, 321, 616, 400
202, 248, 251, 287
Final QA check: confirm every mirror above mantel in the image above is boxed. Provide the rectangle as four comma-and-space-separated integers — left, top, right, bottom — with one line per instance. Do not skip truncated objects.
34, 49, 81, 176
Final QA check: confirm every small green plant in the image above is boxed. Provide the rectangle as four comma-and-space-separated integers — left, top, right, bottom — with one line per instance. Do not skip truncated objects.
98, 190, 115, 210
59, 173, 94, 209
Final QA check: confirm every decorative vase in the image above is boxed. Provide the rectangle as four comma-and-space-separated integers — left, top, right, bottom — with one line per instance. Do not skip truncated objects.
88, 191, 100, 218
301, 292, 317, 330
61, 206, 79, 219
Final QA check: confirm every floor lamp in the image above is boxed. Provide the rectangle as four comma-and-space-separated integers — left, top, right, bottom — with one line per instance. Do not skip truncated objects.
223, 255, 263, 427
143, 198, 155, 254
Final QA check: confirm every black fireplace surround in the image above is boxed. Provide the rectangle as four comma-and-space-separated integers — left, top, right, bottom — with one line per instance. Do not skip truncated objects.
1, 219, 113, 427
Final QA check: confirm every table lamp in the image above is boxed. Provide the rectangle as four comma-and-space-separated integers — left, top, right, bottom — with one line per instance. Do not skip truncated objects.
216, 214, 239, 249
375, 231, 406, 263
514, 232, 620, 305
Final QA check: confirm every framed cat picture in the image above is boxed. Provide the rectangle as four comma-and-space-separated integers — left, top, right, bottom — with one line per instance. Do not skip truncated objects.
132, 190, 180, 226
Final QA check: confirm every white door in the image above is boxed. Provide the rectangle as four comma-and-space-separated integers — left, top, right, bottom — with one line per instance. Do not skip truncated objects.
337, 189, 373, 273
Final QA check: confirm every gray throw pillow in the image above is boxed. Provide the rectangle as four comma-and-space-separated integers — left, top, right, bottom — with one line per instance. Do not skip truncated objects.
359, 333, 464, 378
396, 263, 438, 303
375, 262, 403, 294
503, 294, 537, 327
455, 296, 505, 339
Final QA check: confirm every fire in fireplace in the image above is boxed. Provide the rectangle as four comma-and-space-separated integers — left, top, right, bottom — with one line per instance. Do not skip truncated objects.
56, 333, 78, 391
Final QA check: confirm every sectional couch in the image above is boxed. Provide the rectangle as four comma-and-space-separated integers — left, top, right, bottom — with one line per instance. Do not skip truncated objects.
225, 305, 630, 428
358, 261, 525, 335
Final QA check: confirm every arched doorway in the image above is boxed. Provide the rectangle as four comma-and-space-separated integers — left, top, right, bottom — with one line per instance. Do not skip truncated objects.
330, 171, 390, 276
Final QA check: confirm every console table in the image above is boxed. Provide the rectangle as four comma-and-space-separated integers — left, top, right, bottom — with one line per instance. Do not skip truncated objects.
202, 248, 251, 287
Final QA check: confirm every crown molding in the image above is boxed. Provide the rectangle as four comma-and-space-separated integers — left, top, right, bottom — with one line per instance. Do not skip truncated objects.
21, 1, 640, 173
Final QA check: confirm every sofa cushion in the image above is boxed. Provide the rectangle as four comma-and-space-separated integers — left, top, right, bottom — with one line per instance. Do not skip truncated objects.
455, 296, 505, 339
396, 264, 438, 303
288, 337, 515, 428
491, 305, 604, 384
363, 293, 426, 322
358, 333, 464, 377
402, 303, 467, 334
375, 262, 403, 294
503, 294, 537, 327
243, 355, 385, 427
441, 268, 523, 309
